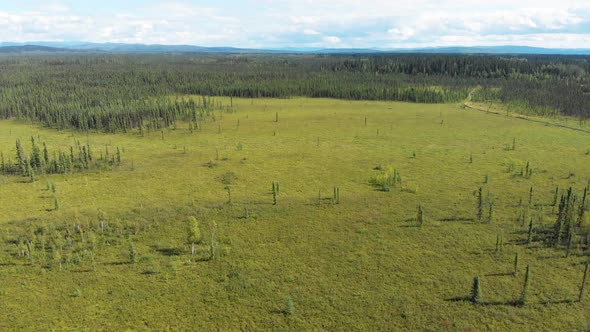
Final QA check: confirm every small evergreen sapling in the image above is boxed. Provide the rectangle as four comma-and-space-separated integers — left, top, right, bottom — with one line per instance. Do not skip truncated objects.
272, 182, 278, 205
565, 231, 574, 258
417, 205, 425, 227
129, 239, 137, 264
476, 187, 483, 222
53, 192, 60, 211
285, 297, 295, 316
209, 220, 218, 261
512, 137, 516, 151
471, 276, 483, 304
225, 186, 232, 204
495, 234, 503, 253
333, 186, 340, 205
526, 218, 534, 247
519, 265, 531, 305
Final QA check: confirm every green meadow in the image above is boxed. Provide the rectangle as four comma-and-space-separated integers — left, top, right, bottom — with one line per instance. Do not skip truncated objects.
0, 97, 589, 331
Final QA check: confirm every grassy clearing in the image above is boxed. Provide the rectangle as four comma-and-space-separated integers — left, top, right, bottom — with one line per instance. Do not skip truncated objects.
0, 97, 589, 330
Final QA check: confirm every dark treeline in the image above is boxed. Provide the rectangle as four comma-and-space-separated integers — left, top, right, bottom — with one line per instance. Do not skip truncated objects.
325, 54, 590, 118
0, 53, 589, 133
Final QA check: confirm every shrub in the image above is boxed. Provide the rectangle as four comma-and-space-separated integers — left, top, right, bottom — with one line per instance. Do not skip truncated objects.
187, 216, 202, 255
370, 165, 400, 192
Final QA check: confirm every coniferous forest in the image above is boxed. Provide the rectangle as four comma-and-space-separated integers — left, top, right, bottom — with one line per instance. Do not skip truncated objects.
1, 53, 589, 135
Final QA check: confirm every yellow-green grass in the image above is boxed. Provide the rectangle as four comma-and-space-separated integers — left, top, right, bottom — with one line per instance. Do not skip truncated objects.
0, 97, 589, 331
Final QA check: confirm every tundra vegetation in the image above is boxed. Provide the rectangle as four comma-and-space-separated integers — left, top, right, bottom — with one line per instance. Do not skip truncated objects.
0, 54, 589, 330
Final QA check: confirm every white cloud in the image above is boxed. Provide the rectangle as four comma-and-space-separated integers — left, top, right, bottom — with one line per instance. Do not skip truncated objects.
387, 27, 416, 41
323, 36, 342, 44
0, 1, 589, 48
303, 28, 320, 35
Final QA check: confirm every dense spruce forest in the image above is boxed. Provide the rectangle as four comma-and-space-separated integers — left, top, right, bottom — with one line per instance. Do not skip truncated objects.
0, 53, 589, 133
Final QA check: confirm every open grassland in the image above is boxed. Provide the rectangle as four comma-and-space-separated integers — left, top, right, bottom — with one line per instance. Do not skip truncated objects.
0, 97, 589, 331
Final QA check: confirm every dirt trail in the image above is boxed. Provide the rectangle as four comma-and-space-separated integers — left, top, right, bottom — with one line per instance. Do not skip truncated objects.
462, 89, 590, 135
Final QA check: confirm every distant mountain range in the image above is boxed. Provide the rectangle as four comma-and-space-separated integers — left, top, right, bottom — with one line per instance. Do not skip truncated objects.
0, 45, 70, 53
1, 42, 590, 55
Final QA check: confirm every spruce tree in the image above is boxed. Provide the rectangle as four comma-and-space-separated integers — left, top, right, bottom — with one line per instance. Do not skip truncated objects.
495, 235, 503, 253
30, 136, 41, 169
579, 263, 588, 303
43, 142, 49, 164
417, 205, 425, 227
552, 186, 559, 208
471, 276, 483, 304
476, 187, 483, 222
512, 137, 516, 151
526, 218, 534, 247
129, 239, 137, 264
0, 152, 5, 175
519, 265, 531, 305
53, 192, 60, 211
225, 186, 232, 204
29, 166, 35, 183
565, 231, 574, 258
554, 195, 566, 246
487, 201, 494, 224
15, 139, 26, 175
209, 220, 218, 261
333, 186, 337, 205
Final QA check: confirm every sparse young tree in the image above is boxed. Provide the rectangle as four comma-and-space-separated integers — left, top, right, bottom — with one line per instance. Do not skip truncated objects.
285, 296, 295, 315
552, 186, 559, 208
527, 218, 534, 246
495, 234, 503, 253
476, 187, 483, 222
209, 220, 218, 261
471, 276, 483, 304
519, 265, 531, 305
129, 239, 137, 264
187, 216, 202, 255
417, 204, 425, 227
53, 192, 60, 211
272, 182, 278, 205
566, 231, 574, 258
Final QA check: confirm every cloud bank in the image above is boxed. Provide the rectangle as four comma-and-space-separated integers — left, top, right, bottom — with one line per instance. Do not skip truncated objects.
0, 0, 589, 48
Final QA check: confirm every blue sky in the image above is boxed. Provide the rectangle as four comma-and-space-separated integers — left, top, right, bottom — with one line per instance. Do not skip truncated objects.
1, 1, 590, 48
